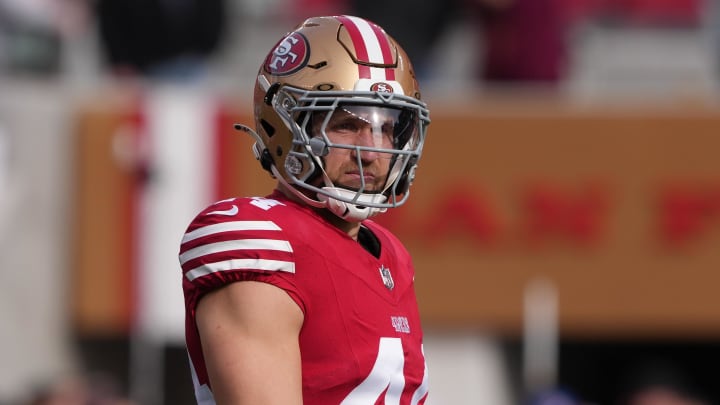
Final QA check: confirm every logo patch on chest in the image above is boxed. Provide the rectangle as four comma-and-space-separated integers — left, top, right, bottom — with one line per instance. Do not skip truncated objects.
391, 316, 410, 334
379, 265, 394, 290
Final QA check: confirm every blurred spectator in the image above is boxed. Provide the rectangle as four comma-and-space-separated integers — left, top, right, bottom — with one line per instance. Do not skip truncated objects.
625, 388, 709, 405
95, 0, 227, 81
349, 0, 570, 84
288, 0, 349, 19
474, 0, 569, 83
526, 387, 582, 405
0, 0, 62, 75
616, 362, 709, 405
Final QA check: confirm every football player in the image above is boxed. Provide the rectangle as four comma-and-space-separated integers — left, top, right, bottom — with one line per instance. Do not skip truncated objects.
179, 15, 431, 404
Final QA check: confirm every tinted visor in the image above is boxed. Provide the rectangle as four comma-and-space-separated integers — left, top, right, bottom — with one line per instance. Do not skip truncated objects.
312, 104, 419, 151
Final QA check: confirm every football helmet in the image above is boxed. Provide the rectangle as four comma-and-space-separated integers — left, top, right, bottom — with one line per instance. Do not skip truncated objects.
236, 15, 430, 221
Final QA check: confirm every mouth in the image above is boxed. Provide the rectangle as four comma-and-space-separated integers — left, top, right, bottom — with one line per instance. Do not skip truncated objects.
349, 169, 380, 182
345, 170, 375, 181
338, 171, 383, 192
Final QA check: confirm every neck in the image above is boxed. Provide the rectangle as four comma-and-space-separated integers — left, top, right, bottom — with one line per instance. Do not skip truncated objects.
276, 182, 362, 240
319, 208, 361, 240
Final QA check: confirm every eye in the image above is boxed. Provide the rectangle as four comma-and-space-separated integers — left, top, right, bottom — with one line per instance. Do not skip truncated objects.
329, 119, 362, 133
381, 122, 395, 137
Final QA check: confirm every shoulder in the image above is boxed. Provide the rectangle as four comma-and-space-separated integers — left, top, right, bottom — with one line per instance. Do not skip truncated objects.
178, 193, 330, 277
179, 196, 299, 282
181, 195, 310, 238
184, 196, 288, 228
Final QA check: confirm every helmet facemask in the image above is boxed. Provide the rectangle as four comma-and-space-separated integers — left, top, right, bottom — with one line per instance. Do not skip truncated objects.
269, 86, 427, 221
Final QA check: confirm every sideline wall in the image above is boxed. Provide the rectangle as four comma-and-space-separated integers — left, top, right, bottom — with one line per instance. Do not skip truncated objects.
71, 92, 720, 340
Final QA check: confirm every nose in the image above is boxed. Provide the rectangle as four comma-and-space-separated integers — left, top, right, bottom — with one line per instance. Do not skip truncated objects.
351, 126, 382, 162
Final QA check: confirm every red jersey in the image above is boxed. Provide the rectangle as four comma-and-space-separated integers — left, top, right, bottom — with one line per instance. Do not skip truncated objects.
179, 190, 429, 404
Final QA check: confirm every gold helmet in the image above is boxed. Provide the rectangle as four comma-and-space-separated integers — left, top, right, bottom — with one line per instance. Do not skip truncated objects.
236, 15, 430, 221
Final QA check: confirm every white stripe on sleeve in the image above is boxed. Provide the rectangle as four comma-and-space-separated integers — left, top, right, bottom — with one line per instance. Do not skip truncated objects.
185, 258, 296, 280
179, 239, 293, 265
181, 221, 281, 244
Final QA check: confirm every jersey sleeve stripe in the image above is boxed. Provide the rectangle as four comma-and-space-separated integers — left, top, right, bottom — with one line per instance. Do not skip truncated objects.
185, 258, 296, 281
181, 221, 281, 244
179, 239, 293, 265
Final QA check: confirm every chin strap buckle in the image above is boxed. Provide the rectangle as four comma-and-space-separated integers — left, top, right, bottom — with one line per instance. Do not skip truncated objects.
317, 187, 388, 222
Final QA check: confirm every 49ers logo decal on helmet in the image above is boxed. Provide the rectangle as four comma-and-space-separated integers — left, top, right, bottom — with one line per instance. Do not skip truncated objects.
264, 32, 309, 76
370, 82, 394, 93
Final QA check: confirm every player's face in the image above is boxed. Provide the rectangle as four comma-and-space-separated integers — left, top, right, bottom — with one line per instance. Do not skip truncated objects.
313, 106, 401, 193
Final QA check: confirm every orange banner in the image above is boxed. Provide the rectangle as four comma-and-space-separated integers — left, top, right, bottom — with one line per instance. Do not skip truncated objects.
72, 97, 720, 338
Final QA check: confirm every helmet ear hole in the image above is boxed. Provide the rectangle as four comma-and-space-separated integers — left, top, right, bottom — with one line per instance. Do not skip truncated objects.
259, 148, 274, 172
260, 119, 275, 137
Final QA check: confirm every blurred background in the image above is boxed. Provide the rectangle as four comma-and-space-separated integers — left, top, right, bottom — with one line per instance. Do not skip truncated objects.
2, 0, 720, 404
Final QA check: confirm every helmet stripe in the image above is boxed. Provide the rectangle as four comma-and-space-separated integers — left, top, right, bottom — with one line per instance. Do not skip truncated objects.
337, 16, 394, 81
336, 16, 371, 78
367, 20, 395, 81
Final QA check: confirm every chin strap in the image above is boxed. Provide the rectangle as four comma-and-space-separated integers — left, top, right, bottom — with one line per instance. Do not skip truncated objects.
272, 165, 385, 221
317, 187, 387, 222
